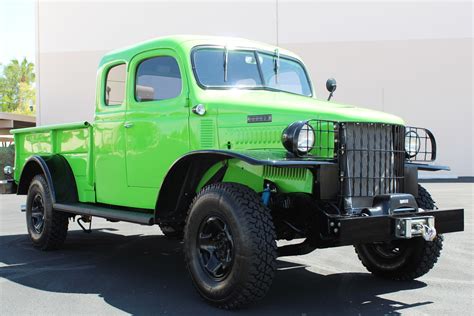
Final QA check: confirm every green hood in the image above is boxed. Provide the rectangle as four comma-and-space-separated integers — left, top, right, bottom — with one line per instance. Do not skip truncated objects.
197, 89, 404, 151
200, 89, 404, 125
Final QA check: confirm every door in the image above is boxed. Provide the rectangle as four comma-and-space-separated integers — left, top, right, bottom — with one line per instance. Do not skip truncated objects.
94, 61, 131, 206
125, 49, 190, 200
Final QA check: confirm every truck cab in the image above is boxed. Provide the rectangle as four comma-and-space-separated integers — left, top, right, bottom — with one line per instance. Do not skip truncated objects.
5, 35, 464, 309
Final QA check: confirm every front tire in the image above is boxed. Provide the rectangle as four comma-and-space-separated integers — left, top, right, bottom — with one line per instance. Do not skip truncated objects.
26, 174, 69, 250
354, 184, 443, 280
184, 183, 277, 309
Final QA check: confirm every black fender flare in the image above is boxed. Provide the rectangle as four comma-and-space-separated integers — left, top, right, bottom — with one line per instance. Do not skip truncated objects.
154, 150, 335, 222
17, 155, 78, 204
155, 151, 229, 222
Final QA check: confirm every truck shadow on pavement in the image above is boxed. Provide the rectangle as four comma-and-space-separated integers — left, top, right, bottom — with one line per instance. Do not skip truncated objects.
0, 229, 432, 315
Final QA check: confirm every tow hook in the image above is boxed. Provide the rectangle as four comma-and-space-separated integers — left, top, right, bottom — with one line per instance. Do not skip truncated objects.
421, 224, 437, 241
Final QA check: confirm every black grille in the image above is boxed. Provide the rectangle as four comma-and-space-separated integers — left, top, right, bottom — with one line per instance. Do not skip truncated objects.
339, 123, 405, 198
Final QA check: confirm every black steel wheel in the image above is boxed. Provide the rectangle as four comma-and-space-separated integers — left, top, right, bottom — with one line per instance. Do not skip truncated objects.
197, 216, 234, 280
184, 182, 277, 309
30, 193, 45, 234
355, 184, 443, 280
26, 174, 69, 250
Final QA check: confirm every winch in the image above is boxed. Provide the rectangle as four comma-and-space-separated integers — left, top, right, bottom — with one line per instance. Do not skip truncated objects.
395, 216, 437, 241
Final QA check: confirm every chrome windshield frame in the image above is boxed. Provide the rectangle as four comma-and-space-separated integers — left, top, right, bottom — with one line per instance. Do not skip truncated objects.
190, 45, 314, 97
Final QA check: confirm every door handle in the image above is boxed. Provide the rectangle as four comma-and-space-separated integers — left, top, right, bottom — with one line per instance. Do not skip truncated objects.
124, 122, 133, 128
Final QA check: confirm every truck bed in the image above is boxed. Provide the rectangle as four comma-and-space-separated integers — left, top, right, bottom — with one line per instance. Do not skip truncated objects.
11, 121, 95, 203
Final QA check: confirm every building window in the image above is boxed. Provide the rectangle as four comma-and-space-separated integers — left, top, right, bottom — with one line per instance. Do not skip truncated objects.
135, 56, 182, 102
105, 64, 126, 106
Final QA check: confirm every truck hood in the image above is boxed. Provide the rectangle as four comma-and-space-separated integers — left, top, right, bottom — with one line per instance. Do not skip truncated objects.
200, 89, 405, 125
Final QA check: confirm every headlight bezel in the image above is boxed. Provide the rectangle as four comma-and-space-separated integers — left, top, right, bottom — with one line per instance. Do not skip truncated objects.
281, 121, 315, 156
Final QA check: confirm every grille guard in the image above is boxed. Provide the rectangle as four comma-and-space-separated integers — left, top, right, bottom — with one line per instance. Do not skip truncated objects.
299, 120, 436, 163
298, 120, 439, 213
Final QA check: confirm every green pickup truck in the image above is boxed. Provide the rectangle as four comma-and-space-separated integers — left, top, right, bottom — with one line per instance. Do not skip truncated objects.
3, 35, 464, 309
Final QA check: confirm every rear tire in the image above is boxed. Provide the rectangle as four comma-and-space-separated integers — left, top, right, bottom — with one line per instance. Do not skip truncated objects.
184, 182, 277, 309
26, 174, 69, 250
354, 184, 443, 280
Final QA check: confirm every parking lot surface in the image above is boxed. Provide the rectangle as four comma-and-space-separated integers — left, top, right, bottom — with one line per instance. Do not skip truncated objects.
1, 183, 472, 315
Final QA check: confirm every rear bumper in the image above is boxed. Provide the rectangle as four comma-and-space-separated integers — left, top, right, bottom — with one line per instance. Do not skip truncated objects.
0, 180, 17, 194
323, 208, 464, 247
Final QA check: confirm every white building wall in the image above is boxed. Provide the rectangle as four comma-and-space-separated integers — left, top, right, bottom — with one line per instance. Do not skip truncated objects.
37, 0, 473, 177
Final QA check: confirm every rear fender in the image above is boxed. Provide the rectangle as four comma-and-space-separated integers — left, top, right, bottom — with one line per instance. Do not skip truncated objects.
17, 155, 78, 203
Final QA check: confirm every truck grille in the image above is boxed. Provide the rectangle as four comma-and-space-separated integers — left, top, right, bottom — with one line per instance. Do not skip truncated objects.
339, 123, 405, 199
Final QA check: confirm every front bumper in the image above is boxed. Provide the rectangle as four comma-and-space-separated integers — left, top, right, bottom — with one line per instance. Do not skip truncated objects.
321, 208, 464, 247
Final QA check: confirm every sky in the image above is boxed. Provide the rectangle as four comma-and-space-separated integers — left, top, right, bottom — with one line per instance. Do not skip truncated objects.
0, 0, 36, 68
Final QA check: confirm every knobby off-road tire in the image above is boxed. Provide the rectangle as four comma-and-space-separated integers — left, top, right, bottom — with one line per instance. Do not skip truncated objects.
354, 184, 443, 280
26, 174, 69, 250
184, 182, 277, 309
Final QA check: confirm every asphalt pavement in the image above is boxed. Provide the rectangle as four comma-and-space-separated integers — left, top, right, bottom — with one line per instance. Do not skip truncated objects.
0, 183, 472, 315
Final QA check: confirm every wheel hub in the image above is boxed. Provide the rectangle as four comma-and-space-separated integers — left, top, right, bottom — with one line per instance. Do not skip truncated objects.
197, 216, 234, 280
31, 194, 45, 234
372, 241, 406, 259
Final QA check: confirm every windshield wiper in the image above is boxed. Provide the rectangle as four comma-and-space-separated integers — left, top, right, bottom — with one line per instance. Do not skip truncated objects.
223, 46, 228, 82
273, 48, 280, 84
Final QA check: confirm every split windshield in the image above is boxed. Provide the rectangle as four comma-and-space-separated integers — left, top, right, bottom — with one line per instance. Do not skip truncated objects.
192, 47, 312, 97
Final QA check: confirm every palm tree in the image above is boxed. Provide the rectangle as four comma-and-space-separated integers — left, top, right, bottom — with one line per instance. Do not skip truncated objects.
13, 58, 35, 84
0, 58, 35, 113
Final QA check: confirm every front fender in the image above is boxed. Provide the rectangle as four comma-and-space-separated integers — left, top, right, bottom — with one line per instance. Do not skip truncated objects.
155, 150, 335, 222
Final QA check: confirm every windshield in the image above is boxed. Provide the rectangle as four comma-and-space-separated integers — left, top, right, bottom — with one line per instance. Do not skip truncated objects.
192, 47, 312, 97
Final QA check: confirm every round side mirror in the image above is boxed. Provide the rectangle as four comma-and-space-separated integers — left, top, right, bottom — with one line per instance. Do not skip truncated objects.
326, 78, 337, 93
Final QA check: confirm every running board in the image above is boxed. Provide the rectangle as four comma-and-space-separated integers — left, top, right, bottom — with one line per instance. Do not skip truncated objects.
54, 203, 155, 225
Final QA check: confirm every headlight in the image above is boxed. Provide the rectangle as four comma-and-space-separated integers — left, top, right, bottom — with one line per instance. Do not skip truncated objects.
405, 130, 421, 158
3, 165, 13, 175
282, 121, 315, 155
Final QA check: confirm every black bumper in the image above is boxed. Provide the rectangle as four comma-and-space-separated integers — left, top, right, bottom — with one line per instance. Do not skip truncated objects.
324, 208, 464, 247
0, 180, 17, 194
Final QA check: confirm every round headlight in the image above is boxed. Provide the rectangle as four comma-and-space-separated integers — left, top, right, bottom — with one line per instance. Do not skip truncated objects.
405, 130, 421, 158
282, 121, 315, 155
297, 124, 315, 153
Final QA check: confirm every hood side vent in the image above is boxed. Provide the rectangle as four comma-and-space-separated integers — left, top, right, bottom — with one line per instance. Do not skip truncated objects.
200, 119, 215, 148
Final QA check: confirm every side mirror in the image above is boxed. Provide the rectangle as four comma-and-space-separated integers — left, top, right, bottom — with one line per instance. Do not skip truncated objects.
326, 78, 337, 101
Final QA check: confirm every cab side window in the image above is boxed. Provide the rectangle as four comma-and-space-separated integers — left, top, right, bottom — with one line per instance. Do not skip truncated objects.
135, 56, 182, 102
105, 64, 126, 106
